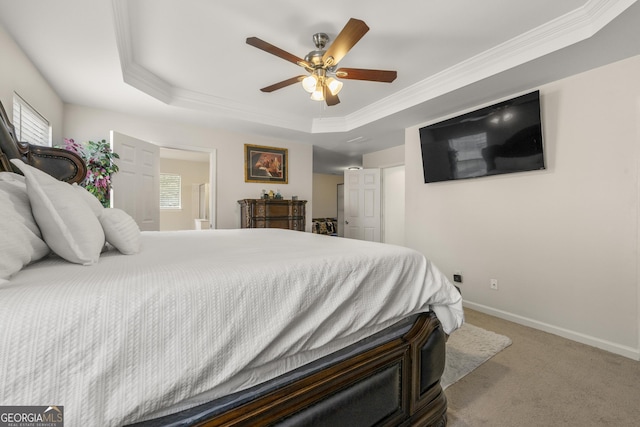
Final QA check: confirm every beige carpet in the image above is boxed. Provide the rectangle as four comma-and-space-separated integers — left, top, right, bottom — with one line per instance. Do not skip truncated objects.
445, 308, 640, 427
442, 323, 512, 389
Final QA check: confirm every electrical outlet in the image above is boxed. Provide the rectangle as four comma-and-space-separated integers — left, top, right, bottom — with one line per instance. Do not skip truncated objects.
490, 279, 498, 290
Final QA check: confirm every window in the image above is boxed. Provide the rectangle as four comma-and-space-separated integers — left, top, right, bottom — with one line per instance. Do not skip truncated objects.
160, 173, 181, 209
12, 93, 51, 146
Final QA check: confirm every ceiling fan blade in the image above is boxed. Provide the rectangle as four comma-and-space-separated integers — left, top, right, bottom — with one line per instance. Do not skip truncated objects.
322, 18, 369, 67
260, 76, 306, 93
335, 68, 397, 83
325, 87, 340, 106
246, 37, 312, 69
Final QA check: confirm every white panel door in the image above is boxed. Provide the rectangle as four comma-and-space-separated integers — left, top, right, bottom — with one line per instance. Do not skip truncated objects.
344, 168, 381, 242
111, 131, 160, 231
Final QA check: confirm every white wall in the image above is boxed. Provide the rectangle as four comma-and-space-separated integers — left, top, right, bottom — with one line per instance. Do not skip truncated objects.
382, 166, 405, 246
405, 55, 640, 359
62, 104, 314, 230
0, 24, 63, 144
312, 173, 343, 218
363, 145, 405, 168
160, 157, 209, 231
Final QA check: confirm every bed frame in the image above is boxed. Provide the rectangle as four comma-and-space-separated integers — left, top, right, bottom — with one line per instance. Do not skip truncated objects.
0, 98, 448, 426
134, 312, 447, 427
0, 100, 85, 183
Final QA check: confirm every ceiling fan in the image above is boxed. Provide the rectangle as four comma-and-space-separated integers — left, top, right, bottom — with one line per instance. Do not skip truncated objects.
246, 18, 397, 106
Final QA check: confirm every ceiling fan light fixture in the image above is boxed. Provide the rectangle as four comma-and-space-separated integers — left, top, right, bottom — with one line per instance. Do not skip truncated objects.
310, 77, 325, 101
301, 74, 317, 93
310, 88, 325, 101
326, 77, 343, 96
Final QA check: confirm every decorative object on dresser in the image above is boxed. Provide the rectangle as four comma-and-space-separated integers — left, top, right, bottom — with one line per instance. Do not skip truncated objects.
239, 198, 306, 231
244, 143, 288, 184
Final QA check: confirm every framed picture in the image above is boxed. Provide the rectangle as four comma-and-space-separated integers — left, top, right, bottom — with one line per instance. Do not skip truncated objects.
244, 144, 288, 184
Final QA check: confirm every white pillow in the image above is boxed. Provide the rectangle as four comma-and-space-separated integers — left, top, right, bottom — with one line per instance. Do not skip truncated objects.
98, 208, 141, 254
72, 183, 105, 215
11, 159, 105, 265
0, 172, 50, 281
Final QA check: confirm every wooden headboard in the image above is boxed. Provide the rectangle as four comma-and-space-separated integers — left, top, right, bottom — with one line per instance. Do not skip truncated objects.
0, 99, 86, 184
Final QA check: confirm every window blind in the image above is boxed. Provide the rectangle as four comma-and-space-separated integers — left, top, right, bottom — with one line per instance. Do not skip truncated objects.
12, 94, 51, 146
160, 173, 181, 209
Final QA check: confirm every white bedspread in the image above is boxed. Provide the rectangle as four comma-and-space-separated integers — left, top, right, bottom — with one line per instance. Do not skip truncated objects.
0, 229, 463, 426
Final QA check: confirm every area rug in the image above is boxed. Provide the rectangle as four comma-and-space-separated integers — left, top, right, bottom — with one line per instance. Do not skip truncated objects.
441, 323, 512, 389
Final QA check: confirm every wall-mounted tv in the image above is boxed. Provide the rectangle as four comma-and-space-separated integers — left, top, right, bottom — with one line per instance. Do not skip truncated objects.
419, 91, 545, 183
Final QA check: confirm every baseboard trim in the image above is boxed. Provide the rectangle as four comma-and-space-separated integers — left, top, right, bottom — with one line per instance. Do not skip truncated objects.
463, 301, 640, 361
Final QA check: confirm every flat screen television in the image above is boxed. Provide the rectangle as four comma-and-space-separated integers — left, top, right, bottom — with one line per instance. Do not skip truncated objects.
419, 91, 545, 183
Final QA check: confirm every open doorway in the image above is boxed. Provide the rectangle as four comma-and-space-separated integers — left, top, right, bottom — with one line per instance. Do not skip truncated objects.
159, 147, 216, 231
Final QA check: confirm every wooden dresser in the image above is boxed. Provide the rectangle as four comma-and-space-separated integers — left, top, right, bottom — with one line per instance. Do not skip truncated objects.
238, 199, 307, 231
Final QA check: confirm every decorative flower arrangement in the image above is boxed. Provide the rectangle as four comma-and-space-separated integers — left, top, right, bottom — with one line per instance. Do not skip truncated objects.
61, 138, 120, 208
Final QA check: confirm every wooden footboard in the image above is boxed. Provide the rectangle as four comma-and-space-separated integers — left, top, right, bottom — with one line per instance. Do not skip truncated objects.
155, 312, 447, 427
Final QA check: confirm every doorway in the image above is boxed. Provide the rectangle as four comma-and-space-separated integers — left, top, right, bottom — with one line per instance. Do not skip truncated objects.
159, 147, 216, 231
343, 168, 381, 242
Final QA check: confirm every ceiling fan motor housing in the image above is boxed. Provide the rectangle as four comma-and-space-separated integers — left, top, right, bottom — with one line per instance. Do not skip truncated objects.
305, 49, 325, 66
306, 33, 330, 67
313, 33, 329, 49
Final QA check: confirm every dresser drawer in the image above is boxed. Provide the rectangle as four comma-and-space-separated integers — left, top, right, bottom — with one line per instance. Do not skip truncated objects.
238, 199, 307, 231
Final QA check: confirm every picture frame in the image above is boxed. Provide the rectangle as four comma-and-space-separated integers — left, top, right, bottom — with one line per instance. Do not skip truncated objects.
244, 144, 288, 184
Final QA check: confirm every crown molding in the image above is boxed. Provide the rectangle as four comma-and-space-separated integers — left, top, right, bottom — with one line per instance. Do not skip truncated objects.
111, 0, 172, 104
112, 0, 636, 135
111, 0, 311, 133
171, 88, 312, 133
312, 0, 637, 133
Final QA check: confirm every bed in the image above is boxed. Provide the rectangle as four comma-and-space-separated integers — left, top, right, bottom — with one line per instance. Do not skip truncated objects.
0, 100, 463, 426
